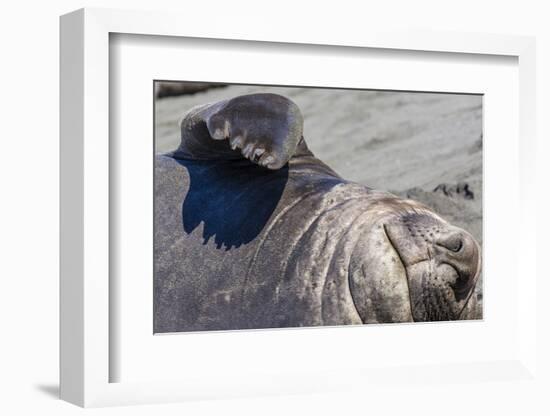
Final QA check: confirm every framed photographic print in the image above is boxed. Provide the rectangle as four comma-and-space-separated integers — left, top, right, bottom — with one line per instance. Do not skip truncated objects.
152, 81, 483, 334
60, 7, 538, 408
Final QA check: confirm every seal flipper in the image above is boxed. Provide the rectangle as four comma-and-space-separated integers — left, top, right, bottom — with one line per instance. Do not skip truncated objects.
173, 93, 304, 170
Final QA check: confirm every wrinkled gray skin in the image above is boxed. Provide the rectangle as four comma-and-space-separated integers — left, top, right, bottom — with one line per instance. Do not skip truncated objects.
154, 93, 481, 333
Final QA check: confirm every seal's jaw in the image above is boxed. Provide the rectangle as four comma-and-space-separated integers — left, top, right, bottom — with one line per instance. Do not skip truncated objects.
348, 223, 414, 324
383, 213, 481, 322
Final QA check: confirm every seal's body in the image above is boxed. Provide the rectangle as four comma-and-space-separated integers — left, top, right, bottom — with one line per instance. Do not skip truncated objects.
154, 94, 481, 333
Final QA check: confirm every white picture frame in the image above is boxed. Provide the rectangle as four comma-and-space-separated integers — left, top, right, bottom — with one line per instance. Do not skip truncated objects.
60, 7, 538, 408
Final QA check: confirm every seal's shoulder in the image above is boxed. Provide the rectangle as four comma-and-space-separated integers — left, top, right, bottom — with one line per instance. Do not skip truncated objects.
155, 153, 192, 191
156, 153, 181, 170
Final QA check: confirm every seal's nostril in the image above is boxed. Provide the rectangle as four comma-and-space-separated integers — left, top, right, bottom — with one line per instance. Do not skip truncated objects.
436, 232, 464, 253
451, 240, 463, 253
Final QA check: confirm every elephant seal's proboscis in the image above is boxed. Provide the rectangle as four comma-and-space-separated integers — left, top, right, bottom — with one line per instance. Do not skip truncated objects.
154, 93, 481, 333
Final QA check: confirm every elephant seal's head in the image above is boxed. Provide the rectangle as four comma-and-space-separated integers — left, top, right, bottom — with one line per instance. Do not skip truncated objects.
348, 195, 481, 323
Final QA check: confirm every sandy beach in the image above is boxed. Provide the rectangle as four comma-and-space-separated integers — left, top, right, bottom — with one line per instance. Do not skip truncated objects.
155, 84, 483, 319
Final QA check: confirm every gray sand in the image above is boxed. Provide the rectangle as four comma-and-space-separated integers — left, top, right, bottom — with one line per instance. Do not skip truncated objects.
154, 85, 483, 319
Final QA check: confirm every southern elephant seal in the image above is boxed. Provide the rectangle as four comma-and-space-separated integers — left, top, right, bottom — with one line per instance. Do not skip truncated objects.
154, 93, 481, 332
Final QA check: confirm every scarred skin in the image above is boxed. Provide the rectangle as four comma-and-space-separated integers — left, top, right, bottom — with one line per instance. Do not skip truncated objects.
154, 93, 481, 333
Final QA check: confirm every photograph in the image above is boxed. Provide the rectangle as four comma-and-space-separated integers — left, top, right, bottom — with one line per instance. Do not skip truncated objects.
153, 81, 483, 333
2, 0, 542, 412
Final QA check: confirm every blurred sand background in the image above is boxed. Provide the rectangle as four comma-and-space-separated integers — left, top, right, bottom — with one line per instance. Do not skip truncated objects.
154, 82, 483, 319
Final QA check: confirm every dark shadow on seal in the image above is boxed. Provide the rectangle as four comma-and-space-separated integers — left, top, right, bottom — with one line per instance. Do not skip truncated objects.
177, 158, 289, 250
